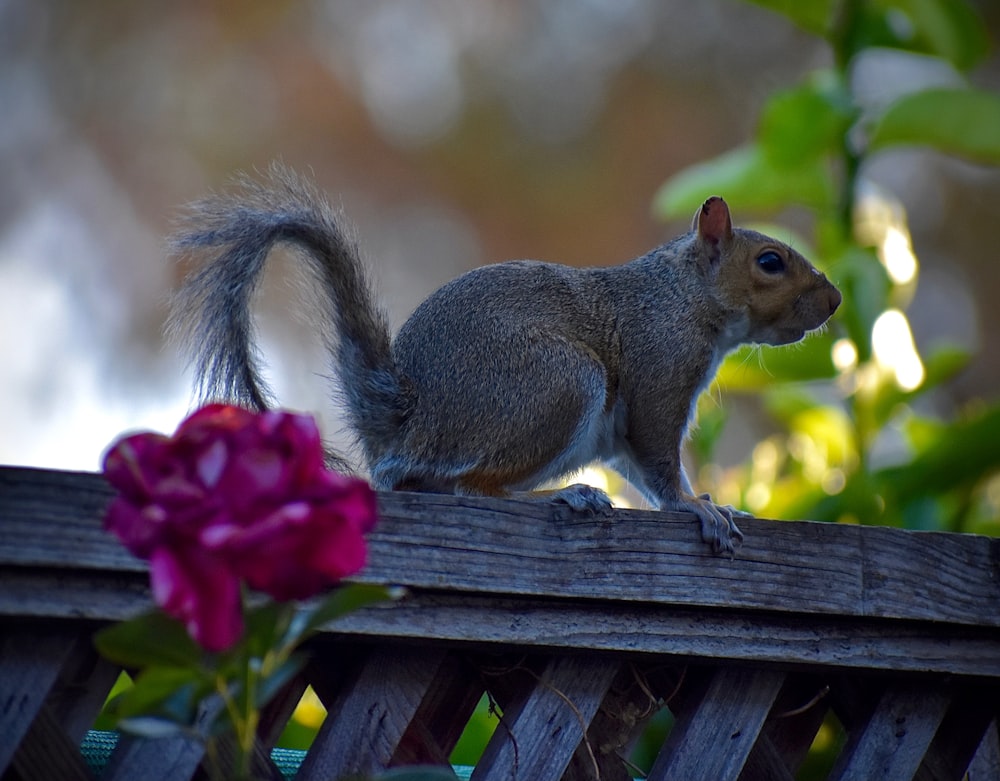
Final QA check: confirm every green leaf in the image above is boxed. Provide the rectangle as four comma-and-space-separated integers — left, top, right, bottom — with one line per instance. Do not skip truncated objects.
745, 0, 837, 37
689, 400, 728, 465
94, 610, 205, 669
716, 332, 840, 391
877, 403, 1000, 500
116, 716, 191, 740
111, 665, 206, 725
758, 78, 854, 167
877, 0, 989, 71
869, 88, 1000, 166
871, 344, 971, 428
839, 0, 989, 70
652, 146, 834, 219
290, 583, 402, 643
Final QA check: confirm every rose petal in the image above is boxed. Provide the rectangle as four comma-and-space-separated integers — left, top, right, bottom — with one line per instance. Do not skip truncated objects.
102, 404, 378, 628
194, 438, 229, 489
149, 546, 244, 652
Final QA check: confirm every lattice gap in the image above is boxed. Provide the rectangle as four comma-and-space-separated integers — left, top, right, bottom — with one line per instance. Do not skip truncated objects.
3, 628, 999, 781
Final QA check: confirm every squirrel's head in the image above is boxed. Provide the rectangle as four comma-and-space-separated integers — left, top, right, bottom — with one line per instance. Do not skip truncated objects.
692, 196, 841, 348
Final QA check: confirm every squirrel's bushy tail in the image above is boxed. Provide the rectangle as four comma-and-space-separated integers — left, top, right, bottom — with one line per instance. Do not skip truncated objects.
166, 164, 409, 465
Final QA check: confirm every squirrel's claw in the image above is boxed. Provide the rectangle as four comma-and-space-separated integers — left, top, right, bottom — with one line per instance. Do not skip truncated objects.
550, 483, 614, 515
681, 494, 746, 556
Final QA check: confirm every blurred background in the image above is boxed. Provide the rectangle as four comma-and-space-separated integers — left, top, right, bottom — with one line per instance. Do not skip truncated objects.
9, 2, 1000, 772
1, 0, 998, 479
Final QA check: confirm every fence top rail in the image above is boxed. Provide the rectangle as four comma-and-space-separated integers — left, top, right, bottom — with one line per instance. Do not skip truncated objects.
2, 465, 998, 631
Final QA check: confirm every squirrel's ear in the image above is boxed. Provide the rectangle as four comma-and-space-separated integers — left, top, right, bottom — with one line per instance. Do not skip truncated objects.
692, 196, 733, 245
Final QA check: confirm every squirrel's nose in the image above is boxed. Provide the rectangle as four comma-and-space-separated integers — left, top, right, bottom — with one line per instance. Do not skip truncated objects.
825, 285, 842, 316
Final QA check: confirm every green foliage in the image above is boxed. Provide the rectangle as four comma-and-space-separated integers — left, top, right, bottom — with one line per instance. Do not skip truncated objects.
94, 584, 399, 743
747, 0, 989, 69
656, 0, 1000, 536
869, 87, 1000, 164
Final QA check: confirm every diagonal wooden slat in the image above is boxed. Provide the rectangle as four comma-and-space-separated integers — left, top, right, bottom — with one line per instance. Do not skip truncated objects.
647, 667, 786, 781
2, 626, 118, 781
8, 703, 94, 781
0, 626, 76, 772
739, 675, 833, 781
256, 673, 310, 750
829, 683, 952, 781
560, 663, 682, 781
44, 631, 121, 746
393, 652, 484, 766
296, 645, 451, 779
101, 697, 224, 781
915, 685, 999, 781
471, 655, 621, 781
966, 718, 999, 781
735, 733, 795, 781
103, 733, 205, 781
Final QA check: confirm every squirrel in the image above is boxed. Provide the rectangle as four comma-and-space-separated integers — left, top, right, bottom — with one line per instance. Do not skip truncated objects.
167, 164, 841, 555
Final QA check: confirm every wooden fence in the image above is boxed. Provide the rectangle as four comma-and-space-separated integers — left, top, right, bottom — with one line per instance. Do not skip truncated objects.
1, 465, 998, 780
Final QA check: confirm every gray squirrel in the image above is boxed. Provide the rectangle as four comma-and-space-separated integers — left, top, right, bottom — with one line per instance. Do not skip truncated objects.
168, 165, 841, 554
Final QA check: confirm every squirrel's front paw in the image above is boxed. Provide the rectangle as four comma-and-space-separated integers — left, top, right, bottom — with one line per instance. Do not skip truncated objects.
681, 494, 747, 555
551, 483, 613, 515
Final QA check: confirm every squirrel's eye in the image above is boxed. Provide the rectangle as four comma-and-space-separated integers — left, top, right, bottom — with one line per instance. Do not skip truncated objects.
757, 251, 785, 274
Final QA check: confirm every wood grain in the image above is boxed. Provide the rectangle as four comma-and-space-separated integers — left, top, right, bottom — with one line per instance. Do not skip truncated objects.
472, 655, 620, 781
829, 684, 951, 781
648, 667, 785, 781
2, 466, 998, 629
0, 627, 74, 770
297, 645, 450, 778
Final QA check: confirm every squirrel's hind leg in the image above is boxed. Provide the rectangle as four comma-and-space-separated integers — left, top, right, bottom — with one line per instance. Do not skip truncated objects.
509, 484, 613, 515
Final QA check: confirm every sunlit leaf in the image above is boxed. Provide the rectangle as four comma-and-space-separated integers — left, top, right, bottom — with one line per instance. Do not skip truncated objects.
871, 344, 971, 426
652, 146, 834, 219
716, 332, 839, 391
94, 611, 205, 669
762, 386, 824, 420
796, 408, 855, 464
869, 88, 1000, 165
690, 400, 728, 465
900, 414, 946, 453
745, 0, 837, 37
796, 469, 887, 525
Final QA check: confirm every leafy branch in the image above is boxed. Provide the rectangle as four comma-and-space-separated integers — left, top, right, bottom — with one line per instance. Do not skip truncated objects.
656, 0, 1000, 534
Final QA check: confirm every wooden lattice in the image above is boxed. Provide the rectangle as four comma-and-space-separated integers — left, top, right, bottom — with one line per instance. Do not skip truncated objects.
2, 466, 999, 780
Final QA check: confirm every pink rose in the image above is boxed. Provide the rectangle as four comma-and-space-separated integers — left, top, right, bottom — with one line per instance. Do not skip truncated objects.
102, 404, 377, 651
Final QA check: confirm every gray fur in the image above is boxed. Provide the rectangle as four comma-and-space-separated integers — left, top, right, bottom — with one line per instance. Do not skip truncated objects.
166, 164, 408, 464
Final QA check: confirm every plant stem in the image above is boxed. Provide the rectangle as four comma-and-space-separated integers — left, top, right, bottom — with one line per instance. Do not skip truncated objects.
216, 672, 256, 781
